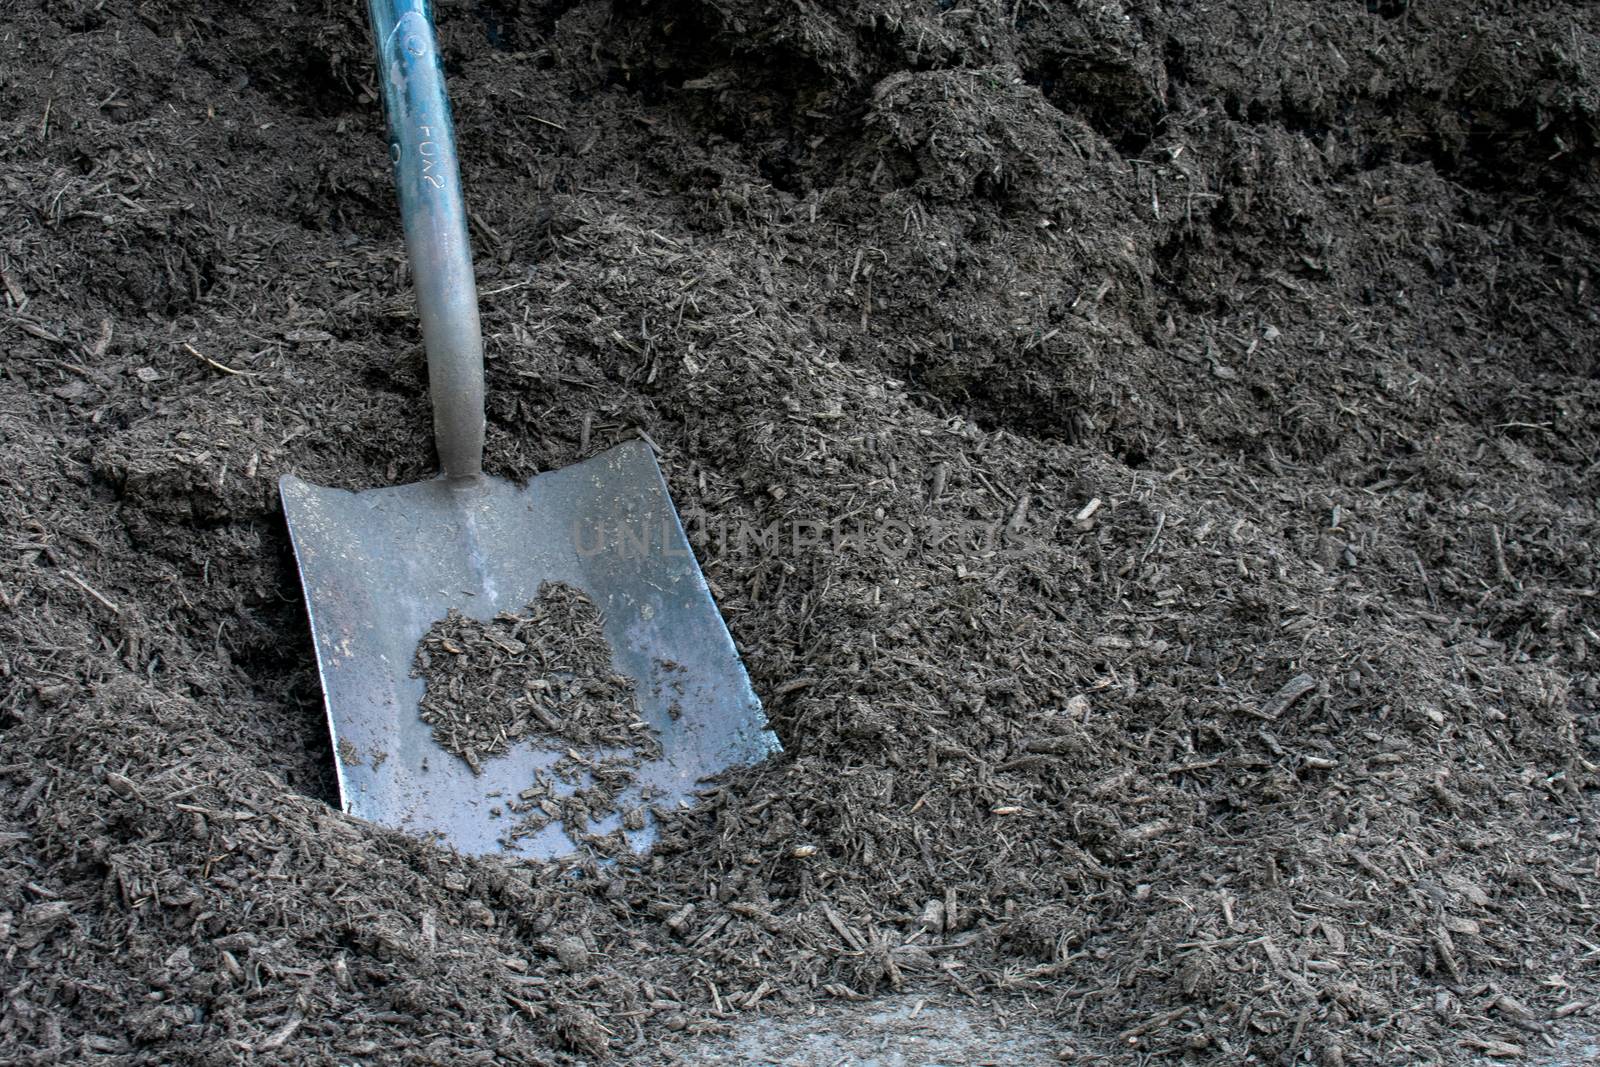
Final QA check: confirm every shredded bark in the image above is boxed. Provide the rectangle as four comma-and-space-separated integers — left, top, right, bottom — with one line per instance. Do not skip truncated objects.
1, 0, 1597, 1063
411, 582, 654, 774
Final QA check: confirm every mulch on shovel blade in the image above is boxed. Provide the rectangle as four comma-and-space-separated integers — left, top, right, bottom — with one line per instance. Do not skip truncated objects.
412, 582, 653, 772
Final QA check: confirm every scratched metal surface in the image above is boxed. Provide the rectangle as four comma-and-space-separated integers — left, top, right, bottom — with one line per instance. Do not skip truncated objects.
280, 441, 779, 858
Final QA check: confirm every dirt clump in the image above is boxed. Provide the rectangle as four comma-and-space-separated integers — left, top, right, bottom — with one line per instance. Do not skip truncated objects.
1, 0, 1598, 1064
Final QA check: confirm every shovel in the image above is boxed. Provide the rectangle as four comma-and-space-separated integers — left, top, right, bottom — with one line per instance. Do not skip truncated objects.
280, 0, 778, 859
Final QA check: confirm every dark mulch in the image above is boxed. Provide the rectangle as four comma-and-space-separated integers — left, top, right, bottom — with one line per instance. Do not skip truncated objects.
413, 583, 649, 772
1, 0, 1597, 1063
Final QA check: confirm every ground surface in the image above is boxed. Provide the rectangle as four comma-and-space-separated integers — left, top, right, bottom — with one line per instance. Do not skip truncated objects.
2, 0, 1599, 1063
667, 995, 1070, 1064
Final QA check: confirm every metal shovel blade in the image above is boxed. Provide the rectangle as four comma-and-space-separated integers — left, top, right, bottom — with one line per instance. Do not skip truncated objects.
280, 441, 780, 859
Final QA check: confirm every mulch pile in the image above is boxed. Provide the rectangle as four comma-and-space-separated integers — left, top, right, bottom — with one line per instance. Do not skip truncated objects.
1, 0, 1597, 1063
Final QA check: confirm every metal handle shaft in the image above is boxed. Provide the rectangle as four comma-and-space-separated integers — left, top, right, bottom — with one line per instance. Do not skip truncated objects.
366, 0, 484, 479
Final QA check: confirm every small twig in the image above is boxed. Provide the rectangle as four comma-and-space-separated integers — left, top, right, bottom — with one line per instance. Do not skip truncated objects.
182, 342, 252, 377
15, 319, 60, 343
1489, 524, 1514, 584
1252, 673, 1317, 721
1413, 550, 1438, 609
530, 115, 567, 131
1138, 511, 1167, 565
468, 209, 503, 247
1, 269, 28, 306
63, 571, 119, 614
88, 318, 113, 359
480, 279, 535, 299
1006, 491, 1032, 535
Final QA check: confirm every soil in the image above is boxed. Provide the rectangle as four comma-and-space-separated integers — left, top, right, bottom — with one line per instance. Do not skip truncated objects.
2, 0, 1599, 1064
412, 582, 651, 773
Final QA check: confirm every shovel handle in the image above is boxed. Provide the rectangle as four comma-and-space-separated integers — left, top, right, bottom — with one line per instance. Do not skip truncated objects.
366, 0, 484, 479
